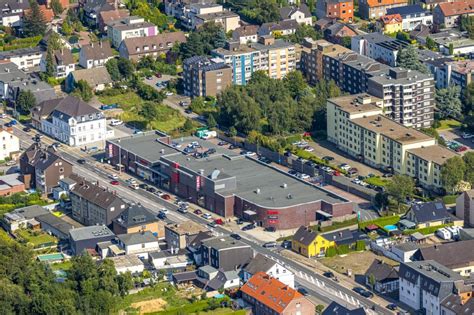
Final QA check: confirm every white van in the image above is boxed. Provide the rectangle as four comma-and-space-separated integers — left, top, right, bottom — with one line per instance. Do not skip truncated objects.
129, 183, 139, 190
110, 119, 123, 126
435, 228, 451, 240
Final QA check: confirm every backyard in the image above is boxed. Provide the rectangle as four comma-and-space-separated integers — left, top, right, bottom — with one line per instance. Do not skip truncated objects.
98, 91, 186, 133
321, 251, 399, 275
16, 229, 57, 248
435, 119, 462, 130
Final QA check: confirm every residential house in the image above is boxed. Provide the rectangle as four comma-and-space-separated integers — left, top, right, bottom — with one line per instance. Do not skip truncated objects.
81, 0, 117, 27
457, 189, 474, 227
118, 32, 186, 61
359, 0, 408, 20
79, 41, 114, 69
232, 25, 259, 44
31, 95, 107, 147
69, 225, 115, 255
316, 0, 354, 23
196, 266, 241, 291
36, 213, 82, 240
292, 225, 334, 258
70, 176, 128, 226
279, 4, 313, 25
149, 251, 192, 270
110, 254, 145, 274
386, 4, 433, 31
0, 173, 25, 196
240, 272, 314, 315
19, 143, 73, 193
258, 19, 299, 37
65, 67, 113, 92
180, 2, 223, 30
194, 11, 240, 33
107, 16, 158, 48
433, 0, 474, 30
0, 127, 19, 160
322, 302, 368, 315
399, 260, 465, 315
377, 14, 403, 34
39, 49, 75, 78
365, 259, 399, 293
243, 253, 295, 288
391, 242, 419, 262
113, 203, 165, 238
182, 55, 232, 98
0, 47, 43, 70
2, 205, 48, 232
324, 22, 359, 44
351, 32, 408, 67
412, 240, 474, 276
0, 0, 30, 27
419, 0, 446, 11
164, 220, 207, 250
98, 9, 129, 33
200, 236, 253, 271
404, 201, 459, 229
438, 60, 474, 96
116, 231, 159, 259
326, 94, 453, 189
440, 291, 474, 315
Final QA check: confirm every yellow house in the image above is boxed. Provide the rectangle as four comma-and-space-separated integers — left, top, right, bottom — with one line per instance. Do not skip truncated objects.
378, 14, 403, 34
292, 226, 335, 258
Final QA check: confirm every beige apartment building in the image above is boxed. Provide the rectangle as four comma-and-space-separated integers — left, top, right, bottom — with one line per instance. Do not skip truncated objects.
252, 36, 296, 80
327, 94, 458, 190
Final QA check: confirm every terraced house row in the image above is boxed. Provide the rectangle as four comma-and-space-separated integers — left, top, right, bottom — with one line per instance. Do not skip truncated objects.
327, 94, 458, 191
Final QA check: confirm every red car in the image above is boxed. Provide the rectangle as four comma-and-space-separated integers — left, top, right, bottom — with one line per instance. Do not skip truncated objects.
110, 180, 120, 185
161, 194, 171, 200
214, 218, 224, 225
457, 146, 468, 152
194, 209, 202, 215
155, 73, 162, 78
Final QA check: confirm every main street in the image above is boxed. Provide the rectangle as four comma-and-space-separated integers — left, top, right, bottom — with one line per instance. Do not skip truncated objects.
6, 119, 393, 314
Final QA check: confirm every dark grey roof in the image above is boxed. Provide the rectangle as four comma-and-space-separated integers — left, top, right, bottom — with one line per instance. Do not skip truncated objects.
114, 204, 157, 228
279, 4, 311, 20
51, 95, 101, 119
30, 149, 69, 171
201, 236, 250, 251
393, 242, 419, 252
386, 4, 427, 17
149, 251, 171, 259
292, 226, 318, 246
173, 270, 197, 283
322, 302, 367, 315
36, 213, 78, 236
117, 231, 158, 246
260, 19, 299, 34
399, 260, 463, 299
52, 49, 74, 66
70, 176, 126, 210
11, 205, 48, 219
70, 67, 113, 86
244, 253, 277, 275
322, 229, 366, 245
0, 46, 43, 59
69, 225, 115, 241
200, 269, 240, 290
81, 41, 113, 61
440, 293, 474, 314
414, 240, 474, 270
408, 201, 451, 223
365, 259, 398, 282
187, 231, 213, 249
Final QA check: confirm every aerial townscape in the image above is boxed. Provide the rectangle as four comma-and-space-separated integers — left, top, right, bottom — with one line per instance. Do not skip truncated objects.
4, 0, 474, 314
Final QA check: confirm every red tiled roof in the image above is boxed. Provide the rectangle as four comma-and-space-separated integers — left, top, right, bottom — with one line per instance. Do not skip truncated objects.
367, 0, 407, 8
438, 0, 474, 17
381, 13, 402, 24
240, 272, 303, 313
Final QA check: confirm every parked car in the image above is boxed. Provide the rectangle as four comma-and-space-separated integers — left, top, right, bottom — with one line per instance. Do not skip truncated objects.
297, 287, 309, 296
264, 226, 276, 232
217, 141, 227, 146
165, 92, 174, 96
202, 213, 212, 220
9, 120, 17, 125
353, 287, 373, 298
157, 212, 166, 220
322, 156, 334, 161
323, 271, 335, 278
109, 173, 119, 180
126, 178, 137, 185
161, 194, 171, 200
23, 127, 31, 132
262, 241, 277, 248
52, 142, 62, 148
147, 187, 157, 193
177, 207, 188, 214
214, 218, 224, 225
348, 168, 358, 176
304, 146, 314, 152
281, 240, 291, 249
462, 132, 474, 139
155, 73, 162, 78
386, 304, 398, 311
77, 159, 86, 164
110, 180, 120, 185
159, 208, 169, 214
456, 146, 468, 152
288, 169, 297, 176
0, 113, 6, 118
193, 209, 202, 215
110, 119, 123, 126
230, 233, 241, 240
242, 223, 256, 231
139, 183, 149, 190
298, 173, 310, 180
339, 163, 351, 171
207, 221, 217, 228
129, 183, 139, 190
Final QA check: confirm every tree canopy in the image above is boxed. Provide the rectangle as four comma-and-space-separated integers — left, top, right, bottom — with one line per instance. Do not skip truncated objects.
17, 90, 36, 114
23, 0, 47, 37
435, 85, 462, 119
180, 22, 226, 59
225, 0, 281, 24
441, 156, 466, 194
396, 45, 429, 74
72, 80, 93, 102
386, 175, 414, 211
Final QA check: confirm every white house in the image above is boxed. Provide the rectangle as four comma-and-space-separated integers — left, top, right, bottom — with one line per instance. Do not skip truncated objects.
78, 41, 114, 69
279, 4, 313, 26
110, 255, 145, 274
32, 95, 107, 147
149, 251, 192, 270
197, 265, 241, 291
39, 49, 75, 78
386, 5, 432, 32
399, 261, 464, 315
243, 253, 295, 288
0, 47, 43, 70
107, 16, 158, 48
117, 231, 160, 259
0, 128, 20, 160
351, 32, 407, 67
232, 25, 259, 44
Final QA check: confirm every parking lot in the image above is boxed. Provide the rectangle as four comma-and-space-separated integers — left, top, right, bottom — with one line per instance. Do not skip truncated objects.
439, 129, 473, 156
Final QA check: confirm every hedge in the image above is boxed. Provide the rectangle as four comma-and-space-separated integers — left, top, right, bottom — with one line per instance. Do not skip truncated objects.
402, 223, 453, 235
442, 195, 457, 205
358, 215, 401, 230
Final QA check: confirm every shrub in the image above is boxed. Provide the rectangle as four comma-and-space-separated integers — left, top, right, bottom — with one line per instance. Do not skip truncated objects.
325, 246, 337, 257
355, 240, 366, 251
336, 244, 350, 255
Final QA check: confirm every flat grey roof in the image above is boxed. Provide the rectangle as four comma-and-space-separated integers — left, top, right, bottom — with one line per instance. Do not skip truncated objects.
109, 132, 178, 163
69, 225, 114, 241
201, 236, 250, 251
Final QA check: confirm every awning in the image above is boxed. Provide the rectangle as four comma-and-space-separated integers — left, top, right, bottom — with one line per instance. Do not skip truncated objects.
316, 210, 333, 218
365, 224, 379, 231
399, 219, 416, 229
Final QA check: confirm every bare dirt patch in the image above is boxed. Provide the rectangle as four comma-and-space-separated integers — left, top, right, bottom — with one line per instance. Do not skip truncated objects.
321, 251, 399, 275
131, 298, 167, 314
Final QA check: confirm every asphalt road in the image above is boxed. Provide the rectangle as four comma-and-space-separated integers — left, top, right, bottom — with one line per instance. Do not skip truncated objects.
6, 119, 393, 314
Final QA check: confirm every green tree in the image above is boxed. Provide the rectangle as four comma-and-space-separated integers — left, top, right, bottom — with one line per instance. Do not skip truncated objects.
449, 43, 454, 55
23, 0, 47, 36
183, 118, 194, 131
140, 102, 158, 120
368, 273, 376, 291
463, 152, 474, 185
106, 58, 121, 81
229, 126, 237, 137
207, 114, 217, 128
45, 49, 55, 77
47, 31, 64, 51
386, 175, 414, 212
61, 19, 73, 36
315, 304, 325, 314
466, 82, 474, 113
374, 192, 389, 211
325, 246, 337, 257
441, 156, 466, 194
420, 127, 446, 146
73, 80, 93, 101
51, 0, 64, 16
396, 45, 429, 74
117, 57, 135, 79
17, 90, 36, 114
283, 70, 307, 99
435, 85, 462, 119
341, 36, 352, 48
289, 24, 322, 43
426, 36, 437, 50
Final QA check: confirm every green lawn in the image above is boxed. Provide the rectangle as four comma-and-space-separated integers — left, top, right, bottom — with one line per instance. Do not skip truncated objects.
16, 229, 57, 247
50, 260, 73, 271
436, 119, 462, 130
98, 91, 145, 111
365, 176, 390, 187
442, 194, 458, 205
118, 283, 189, 312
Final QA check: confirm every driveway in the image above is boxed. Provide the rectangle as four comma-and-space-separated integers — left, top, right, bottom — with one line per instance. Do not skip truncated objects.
308, 139, 382, 177
439, 128, 473, 156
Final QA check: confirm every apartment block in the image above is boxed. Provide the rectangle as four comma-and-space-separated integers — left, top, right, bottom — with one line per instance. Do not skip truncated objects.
351, 32, 408, 67
0, 127, 20, 161
317, 0, 354, 22
368, 68, 435, 129
182, 56, 232, 98
107, 16, 158, 48
359, 0, 408, 20
326, 94, 455, 190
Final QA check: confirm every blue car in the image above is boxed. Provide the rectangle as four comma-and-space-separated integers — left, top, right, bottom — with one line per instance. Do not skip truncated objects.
9, 120, 17, 125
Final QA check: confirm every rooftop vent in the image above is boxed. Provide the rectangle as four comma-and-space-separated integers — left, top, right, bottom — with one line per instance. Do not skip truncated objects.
282, 183, 287, 189
255, 188, 261, 194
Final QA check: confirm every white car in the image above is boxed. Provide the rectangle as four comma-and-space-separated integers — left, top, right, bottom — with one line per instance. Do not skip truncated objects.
110, 119, 123, 126
160, 208, 169, 214
462, 132, 474, 139
165, 92, 174, 96
304, 146, 314, 152
202, 213, 212, 219
340, 164, 351, 171
352, 178, 361, 185
245, 151, 256, 157
109, 173, 119, 180
0, 113, 6, 118
126, 178, 137, 184
299, 173, 310, 180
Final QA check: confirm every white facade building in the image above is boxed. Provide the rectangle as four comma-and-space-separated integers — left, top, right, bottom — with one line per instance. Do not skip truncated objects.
0, 129, 20, 160
0, 47, 43, 70
107, 16, 159, 48
243, 253, 295, 288
117, 231, 160, 259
